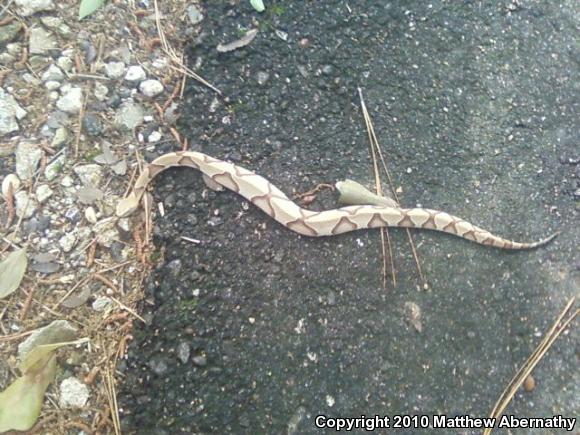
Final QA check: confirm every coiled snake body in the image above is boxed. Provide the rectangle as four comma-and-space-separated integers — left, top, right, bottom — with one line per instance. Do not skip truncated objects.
117, 151, 557, 250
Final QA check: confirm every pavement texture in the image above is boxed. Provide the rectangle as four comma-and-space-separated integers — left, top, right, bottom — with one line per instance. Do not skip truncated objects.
118, 1, 579, 433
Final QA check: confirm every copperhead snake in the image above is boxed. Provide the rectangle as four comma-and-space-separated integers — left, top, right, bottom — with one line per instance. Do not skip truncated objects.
116, 151, 557, 250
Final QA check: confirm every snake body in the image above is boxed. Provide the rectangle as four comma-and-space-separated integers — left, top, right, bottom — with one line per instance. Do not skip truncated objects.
117, 151, 557, 250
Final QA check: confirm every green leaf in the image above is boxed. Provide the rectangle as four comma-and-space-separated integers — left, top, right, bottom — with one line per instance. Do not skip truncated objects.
0, 248, 27, 299
0, 354, 57, 432
250, 0, 265, 13
79, 0, 106, 20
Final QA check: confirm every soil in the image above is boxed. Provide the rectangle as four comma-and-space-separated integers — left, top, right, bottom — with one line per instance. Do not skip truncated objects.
118, 1, 579, 434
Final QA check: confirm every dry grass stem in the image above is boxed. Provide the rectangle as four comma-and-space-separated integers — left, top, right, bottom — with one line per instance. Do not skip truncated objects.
483, 297, 578, 435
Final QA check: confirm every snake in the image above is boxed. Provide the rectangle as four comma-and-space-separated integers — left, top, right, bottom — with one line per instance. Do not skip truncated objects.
116, 151, 557, 250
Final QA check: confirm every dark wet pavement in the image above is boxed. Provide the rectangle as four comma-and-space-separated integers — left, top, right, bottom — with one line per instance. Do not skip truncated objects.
119, 1, 579, 433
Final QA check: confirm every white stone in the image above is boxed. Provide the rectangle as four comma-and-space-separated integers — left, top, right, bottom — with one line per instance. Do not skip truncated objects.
104, 61, 125, 79
35, 184, 53, 203
0, 88, 27, 135
125, 65, 146, 82
93, 218, 118, 247
15, 0, 55, 16
57, 56, 73, 72
59, 377, 89, 408
45, 153, 66, 180
187, 4, 204, 24
2, 174, 20, 197
56, 87, 83, 114
45, 80, 61, 90
28, 26, 56, 54
148, 130, 162, 142
94, 82, 109, 101
15, 141, 42, 180
60, 175, 74, 187
41, 64, 65, 82
139, 79, 164, 97
58, 231, 77, 252
51, 127, 68, 147
14, 191, 38, 218
84, 206, 97, 224
73, 164, 103, 187
92, 296, 113, 311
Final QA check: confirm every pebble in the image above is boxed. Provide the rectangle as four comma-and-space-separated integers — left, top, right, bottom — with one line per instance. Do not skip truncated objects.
51, 127, 69, 147
192, 355, 207, 367
256, 71, 270, 85
15, 191, 38, 218
59, 377, 89, 408
82, 112, 103, 136
139, 79, 164, 97
56, 87, 83, 114
28, 26, 57, 54
41, 64, 65, 82
187, 4, 204, 24
57, 56, 73, 72
148, 130, 161, 142
148, 356, 168, 375
94, 82, 109, 101
125, 65, 146, 82
92, 296, 113, 311
93, 219, 119, 247
35, 184, 53, 203
0, 87, 27, 135
0, 22, 22, 44
115, 100, 144, 129
74, 164, 103, 187
45, 153, 66, 180
45, 81, 61, 91
177, 341, 191, 364
2, 174, 20, 197
59, 231, 77, 252
84, 206, 98, 223
15, 0, 55, 16
104, 61, 126, 79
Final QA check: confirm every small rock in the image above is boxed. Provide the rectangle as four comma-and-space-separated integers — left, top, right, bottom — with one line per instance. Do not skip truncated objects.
17, 319, 77, 359
94, 82, 109, 101
74, 164, 103, 187
0, 22, 22, 44
16, 141, 42, 180
92, 296, 113, 311
64, 206, 81, 222
56, 87, 83, 114
57, 56, 73, 72
28, 26, 57, 54
60, 175, 74, 187
76, 186, 103, 204
0, 88, 27, 135
93, 218, 119, 247
35, 184, 53, 203
82, 112, 103, 136
177, 341, 191, 364
256, 71, 270, 85
40, 16, 61, 28
148, 356, 168, 375
45, 153, 66, 180
84, 206, 98, 223
148, 130, 161, 142
15, 0, 55, 16
104, 61, 125, 80
125, 65, 146, 82
59, 377, 89, 408
51, 127, 69, 148
59, 231, 77, 252
15, 191, 38, 218
192, 355, 207, 367
139, 79, 164, 97
2, 174, 20, 197
41, 64, 65, 82
115, 100, 144, 130
187, 4, 204, 24
45, 80, 61, 91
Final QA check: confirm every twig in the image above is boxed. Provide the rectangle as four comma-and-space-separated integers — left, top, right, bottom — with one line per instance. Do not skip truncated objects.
483, 297, 578, 435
